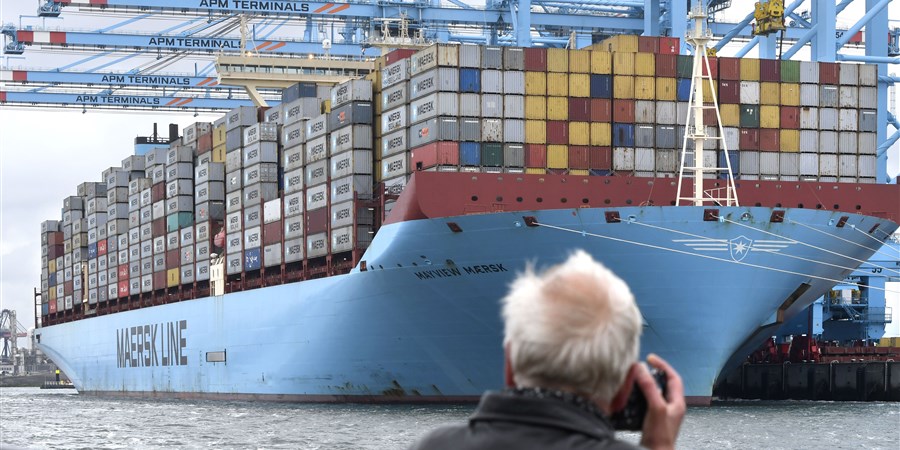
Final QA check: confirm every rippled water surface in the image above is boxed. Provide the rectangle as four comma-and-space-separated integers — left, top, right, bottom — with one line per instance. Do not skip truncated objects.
2, 388, 898, 449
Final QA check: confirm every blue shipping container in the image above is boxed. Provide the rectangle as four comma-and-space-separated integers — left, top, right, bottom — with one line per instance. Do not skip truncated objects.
718, 150, 739, 179
589, 169, 612, 176
87, 243, 98, 259
460, 142, 482, 166
49, 273, 57, 285
42, 303, 49, 316
244, 248, 262, 271
613, 123, 635, 147
459, 68, 482, 93
676, 79, 692, 102
590, 75, 612, 98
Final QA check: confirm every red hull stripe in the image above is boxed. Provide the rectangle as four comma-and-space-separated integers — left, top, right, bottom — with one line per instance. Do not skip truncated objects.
12, 71, 27, 81
49, 32, 67, 44
17, 31, 34, 43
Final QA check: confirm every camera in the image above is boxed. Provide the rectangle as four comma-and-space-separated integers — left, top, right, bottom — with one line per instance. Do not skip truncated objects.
610, 368, 668, 431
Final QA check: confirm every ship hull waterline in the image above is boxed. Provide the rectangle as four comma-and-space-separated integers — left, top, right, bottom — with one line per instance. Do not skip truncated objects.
36, 205, 897, 406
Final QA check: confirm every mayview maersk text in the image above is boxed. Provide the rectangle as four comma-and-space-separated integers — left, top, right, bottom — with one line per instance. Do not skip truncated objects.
35, 28, 900, 405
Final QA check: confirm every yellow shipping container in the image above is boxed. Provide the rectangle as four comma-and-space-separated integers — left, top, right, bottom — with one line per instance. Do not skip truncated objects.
702, 82, 718, 103
740, 58, 760, 81
613, 52, 636, 76
375, 93, 383, 115
49, 259, 56, 273
569, 73, 590, 98
547, 145, 569, 168
613, 75, 635, 99
760, 105, 780, 128
525, 120, 547, 144
634, 76, 656, 100
213, 124, 226, 147
760, 82, 780, 105
591, 51, 612, 74
880, 337, 900, 347
569, 49, 591, 73
366, 71, 381, 92
780, 129, 800, 152
375, 158, 382, 181
49, 289, 57, 301
212, 145, 226, 163
780, 83, 800, 106
720, 104, 740, 127
590, 122, 611, 146
525, 167, 547, 175
569, 122, 590, 146
594, 34, 639, 53
569, 169, 590, 176
547, 73, 569, 97
547, 48, 569, 72
525, 96, 547, 120
525, 72, 547, 95
634, 52, 656, 76
321, 99, 332, 114
167, 268, 180, 288
374, 138, 382, 160
656, 78, 677, 101
547, 97, 569, 120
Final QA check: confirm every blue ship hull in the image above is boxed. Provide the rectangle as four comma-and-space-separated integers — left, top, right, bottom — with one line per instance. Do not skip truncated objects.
36, 206, 897, 404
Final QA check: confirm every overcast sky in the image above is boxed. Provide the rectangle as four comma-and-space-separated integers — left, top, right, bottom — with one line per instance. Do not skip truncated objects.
1, 1, 898, 338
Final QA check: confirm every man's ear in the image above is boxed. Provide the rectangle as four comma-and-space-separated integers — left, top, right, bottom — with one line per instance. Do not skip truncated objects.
504, 344, 515, 388
610, 363, 639, 412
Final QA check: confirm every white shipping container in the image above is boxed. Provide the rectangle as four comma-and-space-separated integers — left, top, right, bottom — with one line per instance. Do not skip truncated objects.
459, 93, 481, 117
799, 153, 819, 176
331, 175, 374, 204
799, 61, 818, 83
722, 127, 739, 151
656, 101, 676, 125
306, 232, 329, 258
243, 122, 279, 146
503, 71, 525, 95
331, 79, 372, 108
263, 198, 281, 224
330, 150, 374, 178
819, 131, 838, 153
226, 232, 243, 254
264, 244, 282, 268
284, 214, 304, 240
838, 131, 858, 154
306, 184, 329, 210
858, 132, 876, 155
283, 146, 305, 173
381, 81, 409, 112
243, 163, 279, 185
244, 226, 262, 249
305, 135, 329, 163
167, 179, 194, 198
858, 155, 876, 178
226, 253, 242, 275
243, 205, 262, 228
282, 120, 306, 149
382, 152, 409, 179
306, 114, 328, 140
503, 95, 525, 119
409, 67, 459, 99
330, 201, 375, 228
838, 109, 858, 131
634, 148, 655, 171
759, 152, 780, 175
839, 63, 858, 85
226, 190, 243, 212
143, 148, 168, 169
195, 162, 225, 184
503, 119, 525, 143
284, 238, 304, 263
305, 159, 329, 187
243, 141, 279, 166
739, 81, 760, 104
330, 125, 373, 155
482, 70, 503, 93
141, 274, 152, 293
283, 98, 318, 126
284, 167, 304, 194
409, 92, 458, 124
458, 44, 482, 68
779, 153, 800, 176
838, 86, 858, 108
331, 225, 373, 253
410, 44, 459, 76
838, 154, 857, 177
613, 147, 635, 171
153, 236, 165, 254
819, 108, 838, 131
381, 59, 410, 89
858, 64, 877, 86
226, 211, 242, 233
799, 84, 819, 106
381, 129, 408, 158
482, 94, 503, 118
482, 119, 504, 142
820, 86, 838, 107
381, 105, 407, 135
819, 154, 850, 176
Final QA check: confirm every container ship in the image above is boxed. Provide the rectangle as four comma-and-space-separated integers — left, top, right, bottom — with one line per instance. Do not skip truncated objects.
34, 35, 900, 405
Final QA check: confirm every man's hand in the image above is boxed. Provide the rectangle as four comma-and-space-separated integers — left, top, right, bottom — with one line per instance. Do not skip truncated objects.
638, 353, 686, 450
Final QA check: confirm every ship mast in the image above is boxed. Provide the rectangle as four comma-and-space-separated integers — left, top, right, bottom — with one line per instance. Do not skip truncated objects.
675, 1, 739, 207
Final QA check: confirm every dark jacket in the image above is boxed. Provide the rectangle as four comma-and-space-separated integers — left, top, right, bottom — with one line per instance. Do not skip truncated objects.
409, 390, 643, 450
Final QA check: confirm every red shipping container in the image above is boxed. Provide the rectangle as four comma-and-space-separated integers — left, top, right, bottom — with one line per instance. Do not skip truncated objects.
590, 146, 613, 170
780, 106, 800, 129
524, 48, 548, 71
612, 99, 635, 123
48, 231, 64, 245
153, 271, 167, 290
306, 208, 328, 234
759, 59, 780, 82
568, 146, 591, 169
151, 182, 165, 203
819, 62, 840, 85
759, 129, 780, 152
704, 108, 718, 126
739, 129, 760, 150
166, 249, 179, 269
568, 98, 591, 122
152, 218, 166, 237
546, 121, 569, 145
638, 36, 659, 53
117, 280, 129, 298
49, 300, 57, 314
384, 48, 418, 65
97, 239, 107, 256
718, 80, 741, 104
263, 221, 282, 246
658, 37, 680, 55
48, 245, 63, 259
655, 54, 677, 77
197, 133, 213, 154
410, 141, 460, 170
64, 281, 73, 295
118, 264, 129, 279
525, 144, 547, 167
590, 99, 612, 122
702, 57, 718, 79
718, 57, 740, 80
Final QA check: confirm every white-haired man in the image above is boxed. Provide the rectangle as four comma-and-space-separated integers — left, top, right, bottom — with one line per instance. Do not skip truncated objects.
409, 250, 685, 450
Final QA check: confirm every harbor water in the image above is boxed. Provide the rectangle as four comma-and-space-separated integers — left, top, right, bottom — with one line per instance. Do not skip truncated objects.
1, 387, 898, 449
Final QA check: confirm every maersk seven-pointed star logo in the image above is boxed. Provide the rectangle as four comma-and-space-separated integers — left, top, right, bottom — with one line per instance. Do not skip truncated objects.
729, 236, 753, 261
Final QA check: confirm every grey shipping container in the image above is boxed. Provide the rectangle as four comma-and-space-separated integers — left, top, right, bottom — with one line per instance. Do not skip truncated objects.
838, 154, 857, 177
166, 179, 193, 198
839, 63, 858, 85
482, 94, 503, 118
330, 150, 374, 178
858, 110, 877, 132
264, 244, 281, 268
503, 71, 525, 95
459, 44, 482, 68
226, 106, 257, 131
819, 131, 838, 154
819, 86, 838, 107
330, 125, 373, 154
858, 87, 876, 109
243, 122, 279, 146
305, 159, 329, 187
799, 84, 819, 106
635, 101, 655, 124
634, 148, 655, 171
284, 168, 304, 194
306, 114, 328, 140
409, 68, 460, 100
759, 152, 779, 175
381, 59, 410, 89
800, 153, 819, 176
504, 95, 525, 119
166, 162, 193, 181
656, 125, 676, 149
225, 170, 242, 194
305, 135, 328, 163
858, 132, 876, 155
381, 105, 407, 135
283, 192, 304, 217
381, 82, 408, 112
329, 102, 372, 131
721, 127, 739, 151
504, 119, 525, 143
799, 61, 818, 83
381, 129, 408, 158
243, 163, 279, 185
409, 92, 458, 124
284, 215, 304, 240
408, 117, 459, 148
482, 46, 503, 69
244, 205, 262, 228
613, 148, 635, 171
459, 117, 482, 141
306, 183, 329, 211
282, 120, 306, 149
283, 145, 304, 172
504, 47, 525, 70
381, 153, 409, 180
195, 182, 225, 203
819, 154, 838, 176
284, 238, 304, 263
306, 232, 329, 258
459, 93, 481, 117
482, 70, 503, 93
195, 162, 225, 184
656, 102, 676, 125
635, 125, 655, 148
331, 225, 373, 253
779, 153, 800, 176
838, 86, 858, 108
858, 155, 876, 177
798, 130, 819, 152
819, 108, 838, 131
243, 182, 278, 206
655, 149, 677, 173
504, 143, 525, 167
330, 201, 375, 229
243, 141, 279, 166
838, 131, 858, 154
800, 107, 818, 129
225, 127, 243, 151
331, 79, 372, 109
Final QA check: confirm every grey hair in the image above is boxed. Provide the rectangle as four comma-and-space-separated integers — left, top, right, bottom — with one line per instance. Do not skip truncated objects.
502, 250, 642, 404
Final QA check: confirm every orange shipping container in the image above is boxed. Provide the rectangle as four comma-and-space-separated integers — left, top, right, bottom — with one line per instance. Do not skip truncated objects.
547, 72, 569, 97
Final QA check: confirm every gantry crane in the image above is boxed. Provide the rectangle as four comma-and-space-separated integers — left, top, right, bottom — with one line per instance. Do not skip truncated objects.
1, 310, 28, 364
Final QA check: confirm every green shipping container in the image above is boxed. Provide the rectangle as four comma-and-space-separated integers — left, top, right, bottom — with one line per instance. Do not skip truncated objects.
481, 143, 504, 167
676, 55, 693, 79
167, 212, 194, 232
740, 104, 760, 128
780, 60, 800, 83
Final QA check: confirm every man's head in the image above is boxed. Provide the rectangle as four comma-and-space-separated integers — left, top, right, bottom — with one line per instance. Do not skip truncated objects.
502, 250, 643, 405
